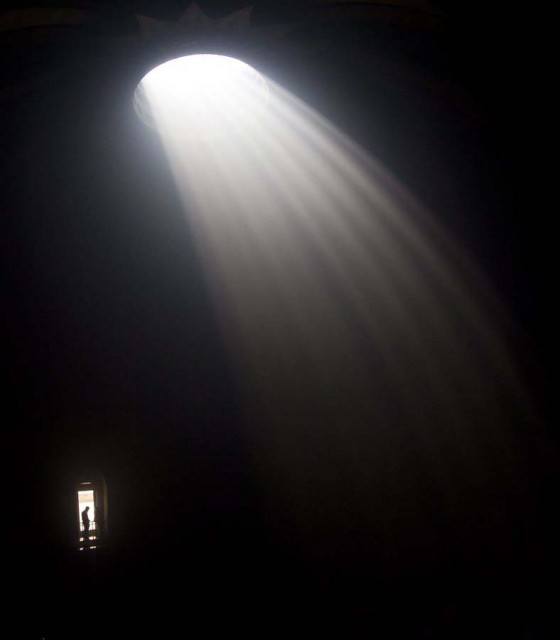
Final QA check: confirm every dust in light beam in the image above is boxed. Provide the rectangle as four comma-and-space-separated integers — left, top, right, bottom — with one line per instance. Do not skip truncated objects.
135, 54, 534, 563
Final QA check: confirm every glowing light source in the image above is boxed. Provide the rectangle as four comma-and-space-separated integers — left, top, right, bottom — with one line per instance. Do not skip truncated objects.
134, 54, 269, 130
77, 489, 96, 549
135, 50, 532, 559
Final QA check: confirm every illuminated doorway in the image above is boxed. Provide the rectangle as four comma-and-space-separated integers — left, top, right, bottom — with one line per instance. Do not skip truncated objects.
77, 486, 96, 549
76, 474, 107, 550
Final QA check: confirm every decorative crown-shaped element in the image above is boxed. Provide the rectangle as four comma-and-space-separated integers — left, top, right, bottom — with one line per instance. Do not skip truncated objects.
136, 2, 254, 40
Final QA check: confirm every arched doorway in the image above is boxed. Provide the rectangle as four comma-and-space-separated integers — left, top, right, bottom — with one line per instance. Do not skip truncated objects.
76, 471, 108, 550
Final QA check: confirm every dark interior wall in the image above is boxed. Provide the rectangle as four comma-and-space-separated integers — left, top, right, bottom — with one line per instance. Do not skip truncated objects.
2, 3, 554, 636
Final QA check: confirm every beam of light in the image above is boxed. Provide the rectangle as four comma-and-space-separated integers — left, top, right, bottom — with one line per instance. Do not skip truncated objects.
136, 55, 536, 564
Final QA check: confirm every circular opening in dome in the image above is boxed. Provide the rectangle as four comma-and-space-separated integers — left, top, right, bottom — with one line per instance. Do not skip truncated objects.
134, 54, 269, 130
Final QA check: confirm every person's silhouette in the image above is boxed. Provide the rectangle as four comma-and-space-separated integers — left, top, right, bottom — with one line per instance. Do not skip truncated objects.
81, 505, 90, 540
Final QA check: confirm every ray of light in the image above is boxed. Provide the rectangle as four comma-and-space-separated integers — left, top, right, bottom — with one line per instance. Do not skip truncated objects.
135, 54, 535, 564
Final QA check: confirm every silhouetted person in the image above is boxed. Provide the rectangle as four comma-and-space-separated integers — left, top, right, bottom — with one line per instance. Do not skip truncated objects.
82, 505, 90, 540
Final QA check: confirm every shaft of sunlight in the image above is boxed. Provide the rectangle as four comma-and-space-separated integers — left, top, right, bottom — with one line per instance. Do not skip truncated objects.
135, 54, 534, 564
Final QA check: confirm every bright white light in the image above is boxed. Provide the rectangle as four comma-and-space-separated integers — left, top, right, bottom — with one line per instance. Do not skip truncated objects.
77, 490, 96, 545
137, 53, 532, 559
134, 54, 268, 131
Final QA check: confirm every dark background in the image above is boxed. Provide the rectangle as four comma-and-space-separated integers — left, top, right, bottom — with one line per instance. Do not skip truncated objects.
1, 2, 554, 636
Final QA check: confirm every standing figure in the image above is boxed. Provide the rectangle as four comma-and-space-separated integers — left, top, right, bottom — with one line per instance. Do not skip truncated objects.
81, 505, 90, 540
